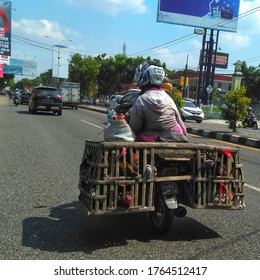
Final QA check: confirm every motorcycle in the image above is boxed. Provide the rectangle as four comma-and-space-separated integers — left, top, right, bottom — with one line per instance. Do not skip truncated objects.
242, 114, 258, 130
149, 159, 188, 233
148, 131, 189, 233
13, 96, 20, 106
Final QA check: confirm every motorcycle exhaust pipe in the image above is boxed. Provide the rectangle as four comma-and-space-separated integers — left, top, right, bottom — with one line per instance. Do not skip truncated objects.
174, 206, 187, 218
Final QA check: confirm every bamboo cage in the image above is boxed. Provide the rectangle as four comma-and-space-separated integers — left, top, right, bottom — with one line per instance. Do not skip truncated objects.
78, 141, 245, 215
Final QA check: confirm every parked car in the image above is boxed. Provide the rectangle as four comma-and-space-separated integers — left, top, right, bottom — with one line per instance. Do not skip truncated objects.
81, 97, 91, 105
180, 100, 204, 123
20, 91, 31, 104
28, 86, 62, 116
115, 89, 141, 115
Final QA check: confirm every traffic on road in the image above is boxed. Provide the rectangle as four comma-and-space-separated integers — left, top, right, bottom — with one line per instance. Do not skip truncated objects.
1, 96, 259, 261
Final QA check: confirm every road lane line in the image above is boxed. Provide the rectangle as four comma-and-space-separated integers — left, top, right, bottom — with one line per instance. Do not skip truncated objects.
189, 133, 260, 151
245, 183, 260, 193
81, 119, 103, 129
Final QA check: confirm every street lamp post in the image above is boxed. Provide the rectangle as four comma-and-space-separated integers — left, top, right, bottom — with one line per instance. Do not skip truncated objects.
45, 36, 72, 85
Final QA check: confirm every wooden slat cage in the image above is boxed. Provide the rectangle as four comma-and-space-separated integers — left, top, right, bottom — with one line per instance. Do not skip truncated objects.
78, 141, 245, 215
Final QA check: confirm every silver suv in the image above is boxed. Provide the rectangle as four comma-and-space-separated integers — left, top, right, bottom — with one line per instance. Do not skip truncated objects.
180, 100, 204, 123
29, 86, 63, 116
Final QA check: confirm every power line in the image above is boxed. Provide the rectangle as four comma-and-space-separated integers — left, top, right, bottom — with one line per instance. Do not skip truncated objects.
129, 5, 260, 57
9, 5, 260, 70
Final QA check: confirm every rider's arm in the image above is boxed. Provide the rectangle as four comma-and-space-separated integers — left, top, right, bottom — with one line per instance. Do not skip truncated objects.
129, 99, 144, 135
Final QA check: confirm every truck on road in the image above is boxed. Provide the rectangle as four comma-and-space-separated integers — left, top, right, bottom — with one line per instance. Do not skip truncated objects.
59, 82, 80, 109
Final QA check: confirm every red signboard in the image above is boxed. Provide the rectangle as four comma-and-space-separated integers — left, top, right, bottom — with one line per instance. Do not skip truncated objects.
0, 64, 3, 77
201, 51, 229, 69
0, 1, 11, 56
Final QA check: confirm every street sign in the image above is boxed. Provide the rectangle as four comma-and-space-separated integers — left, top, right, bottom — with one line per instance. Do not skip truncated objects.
206, 84, 213, 94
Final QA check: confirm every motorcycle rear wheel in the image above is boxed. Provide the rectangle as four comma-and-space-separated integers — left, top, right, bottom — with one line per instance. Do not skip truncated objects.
253, 123, 258, 130
149, 194, 174, 234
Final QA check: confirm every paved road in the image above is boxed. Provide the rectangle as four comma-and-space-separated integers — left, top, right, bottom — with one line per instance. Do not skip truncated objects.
0, 97, 259, 262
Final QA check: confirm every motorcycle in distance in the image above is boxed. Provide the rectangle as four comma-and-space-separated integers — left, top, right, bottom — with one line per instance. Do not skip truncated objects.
13, 95, 20, 106
242, 113, 258, 130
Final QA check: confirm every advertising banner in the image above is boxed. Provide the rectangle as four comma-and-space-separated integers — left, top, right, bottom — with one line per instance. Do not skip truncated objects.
214, 52, 229, 69
201, 51, 229, 69
3, 58, 37, 76
0, 54, 9, 64
0, 1, 11, 56
0, 63, 3, 77
157, 0, 241, 33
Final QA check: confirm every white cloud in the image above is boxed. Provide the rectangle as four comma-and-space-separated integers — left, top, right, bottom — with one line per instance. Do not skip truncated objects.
238, 0, 260, 34
220, 32, 251, 50
152, 47, 200, 71
64, 0, 147, 15
12, 18, 65, 42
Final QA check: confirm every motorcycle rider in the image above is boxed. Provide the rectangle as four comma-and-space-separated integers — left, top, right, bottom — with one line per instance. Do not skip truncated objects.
13, 91, 21, 105
244, 107, 254, 124
129, 61, 187, 142
161, 77, 173, 96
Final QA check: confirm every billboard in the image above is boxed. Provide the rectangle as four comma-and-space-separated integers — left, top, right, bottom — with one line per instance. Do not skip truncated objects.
3, 58, 37, 77
52, 45, 69, 79
201, 51, 229, 69
157, 0, 241, 33
0, 1, 11, 56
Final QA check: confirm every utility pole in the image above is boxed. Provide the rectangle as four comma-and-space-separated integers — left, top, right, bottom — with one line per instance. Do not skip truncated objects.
183, 54, 189, 98
123, 42, 127, 56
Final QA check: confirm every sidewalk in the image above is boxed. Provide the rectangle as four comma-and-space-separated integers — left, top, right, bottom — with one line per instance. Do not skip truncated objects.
82, 104, 260, 149
185, 119, 260, 149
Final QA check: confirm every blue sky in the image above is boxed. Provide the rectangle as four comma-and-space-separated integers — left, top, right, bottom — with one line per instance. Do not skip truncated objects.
9, 0, 260, 77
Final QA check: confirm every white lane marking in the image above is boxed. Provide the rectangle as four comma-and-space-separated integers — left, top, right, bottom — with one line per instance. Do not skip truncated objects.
81, 119, 103, 129
245, 183, 260, 193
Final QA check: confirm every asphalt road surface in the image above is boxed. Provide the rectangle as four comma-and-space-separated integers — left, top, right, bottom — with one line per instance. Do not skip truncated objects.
1, 98, 260, 260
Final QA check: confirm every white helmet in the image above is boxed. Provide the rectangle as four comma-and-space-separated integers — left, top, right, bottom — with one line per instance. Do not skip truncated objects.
134, 61, 165, 88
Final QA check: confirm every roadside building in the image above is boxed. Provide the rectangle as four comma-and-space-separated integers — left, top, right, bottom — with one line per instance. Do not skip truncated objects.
169, 73, 233, 101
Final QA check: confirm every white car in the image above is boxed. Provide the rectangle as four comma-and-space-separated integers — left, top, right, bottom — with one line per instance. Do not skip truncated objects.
180, 100, 204, 123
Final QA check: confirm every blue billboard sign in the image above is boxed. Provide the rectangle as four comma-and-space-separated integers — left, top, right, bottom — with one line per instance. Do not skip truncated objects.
3, 58, 37, 76
157, 0, 241, 32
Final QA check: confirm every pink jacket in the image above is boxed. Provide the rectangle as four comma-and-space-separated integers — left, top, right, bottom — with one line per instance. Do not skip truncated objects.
129, 88, 187, 140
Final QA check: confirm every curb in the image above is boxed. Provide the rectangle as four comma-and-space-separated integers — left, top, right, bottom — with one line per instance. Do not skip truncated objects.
79, 106, 260, 149
80, 105, 108, 114
186, 127, 260, 149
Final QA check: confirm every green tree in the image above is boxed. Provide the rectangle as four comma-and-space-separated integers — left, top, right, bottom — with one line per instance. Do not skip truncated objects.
0, 74, 15, 89
220, 86, 251, 132
97, 55, 142, 97
14, 77, 41, 90
39, 69, 52, 86
241, 62, 260, 102
69, 54, 99, 98
171, 86, 184, 110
